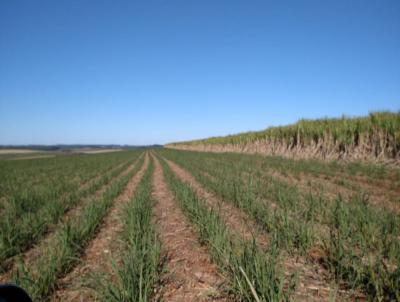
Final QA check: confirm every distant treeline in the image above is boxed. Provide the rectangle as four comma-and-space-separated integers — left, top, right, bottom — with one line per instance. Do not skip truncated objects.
0, 144, 163, 151
167, 111, 400, 164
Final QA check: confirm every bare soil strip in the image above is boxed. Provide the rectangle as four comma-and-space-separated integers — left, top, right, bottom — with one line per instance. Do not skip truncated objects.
50, 153, 149, 302
8, 155, 56, 160
0, 149, 44, 154
79, 148, 123, 154
151, 156, 229, 302
0, 155, 142, 283
163, 157, 358, 302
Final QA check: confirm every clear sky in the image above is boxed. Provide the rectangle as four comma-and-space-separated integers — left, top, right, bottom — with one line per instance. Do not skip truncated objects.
1, 0, 399, 145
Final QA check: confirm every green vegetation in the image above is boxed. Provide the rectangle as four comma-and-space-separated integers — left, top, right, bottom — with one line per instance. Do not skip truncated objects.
0, 146, 398, 301
11, 154, 144, 301
158, 155, 294, 301
168, 111, 400, 161
95, 158, 160, 302
0, 151, 141, 271
0, 151, 136, 199
159, 149, 400, 301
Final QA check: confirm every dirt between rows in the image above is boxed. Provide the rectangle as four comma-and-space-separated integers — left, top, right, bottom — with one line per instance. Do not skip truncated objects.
162, 157, 362, 302
151, 155, 231, 302
50, 153, 149, 302
0, 157, 141, 283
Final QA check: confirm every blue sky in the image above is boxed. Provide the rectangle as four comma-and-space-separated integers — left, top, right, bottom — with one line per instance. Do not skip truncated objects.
1, 0, 399, 145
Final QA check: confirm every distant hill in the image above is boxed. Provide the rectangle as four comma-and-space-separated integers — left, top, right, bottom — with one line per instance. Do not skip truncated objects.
0, 144, 163, 151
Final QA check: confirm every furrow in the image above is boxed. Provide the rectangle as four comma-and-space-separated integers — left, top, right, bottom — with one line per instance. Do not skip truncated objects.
163, 157, 358, 302
151, 155, 229, 302
6, 153, 145, 301
163, 157, 268, 249
51, 153, 149, 302
0, 155, 142, 283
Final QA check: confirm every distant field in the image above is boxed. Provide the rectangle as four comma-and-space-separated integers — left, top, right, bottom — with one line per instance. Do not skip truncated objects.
0, 149, 43, 154
79, 148, 123, 154
0, 148, 398, 301
0, 149, 55, 160
0, 148, 124, 160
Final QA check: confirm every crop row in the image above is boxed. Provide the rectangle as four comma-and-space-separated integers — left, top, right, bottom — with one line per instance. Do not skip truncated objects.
159, 149, 400, 301
3, 149, 398, 301
167, 111, 400, 162
156, 154, 295, 301
167, 111, 400, 149
0, 151, 138, 200
83, 154, 290, 301
95, 157, 159, 302
89, 151, 398, 301
0, 151, 142, 271
12, 153, 145, 301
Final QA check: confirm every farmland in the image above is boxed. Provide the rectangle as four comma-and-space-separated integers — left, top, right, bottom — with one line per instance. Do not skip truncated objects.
0, 147, 399, 301
167, 112, 400, 164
